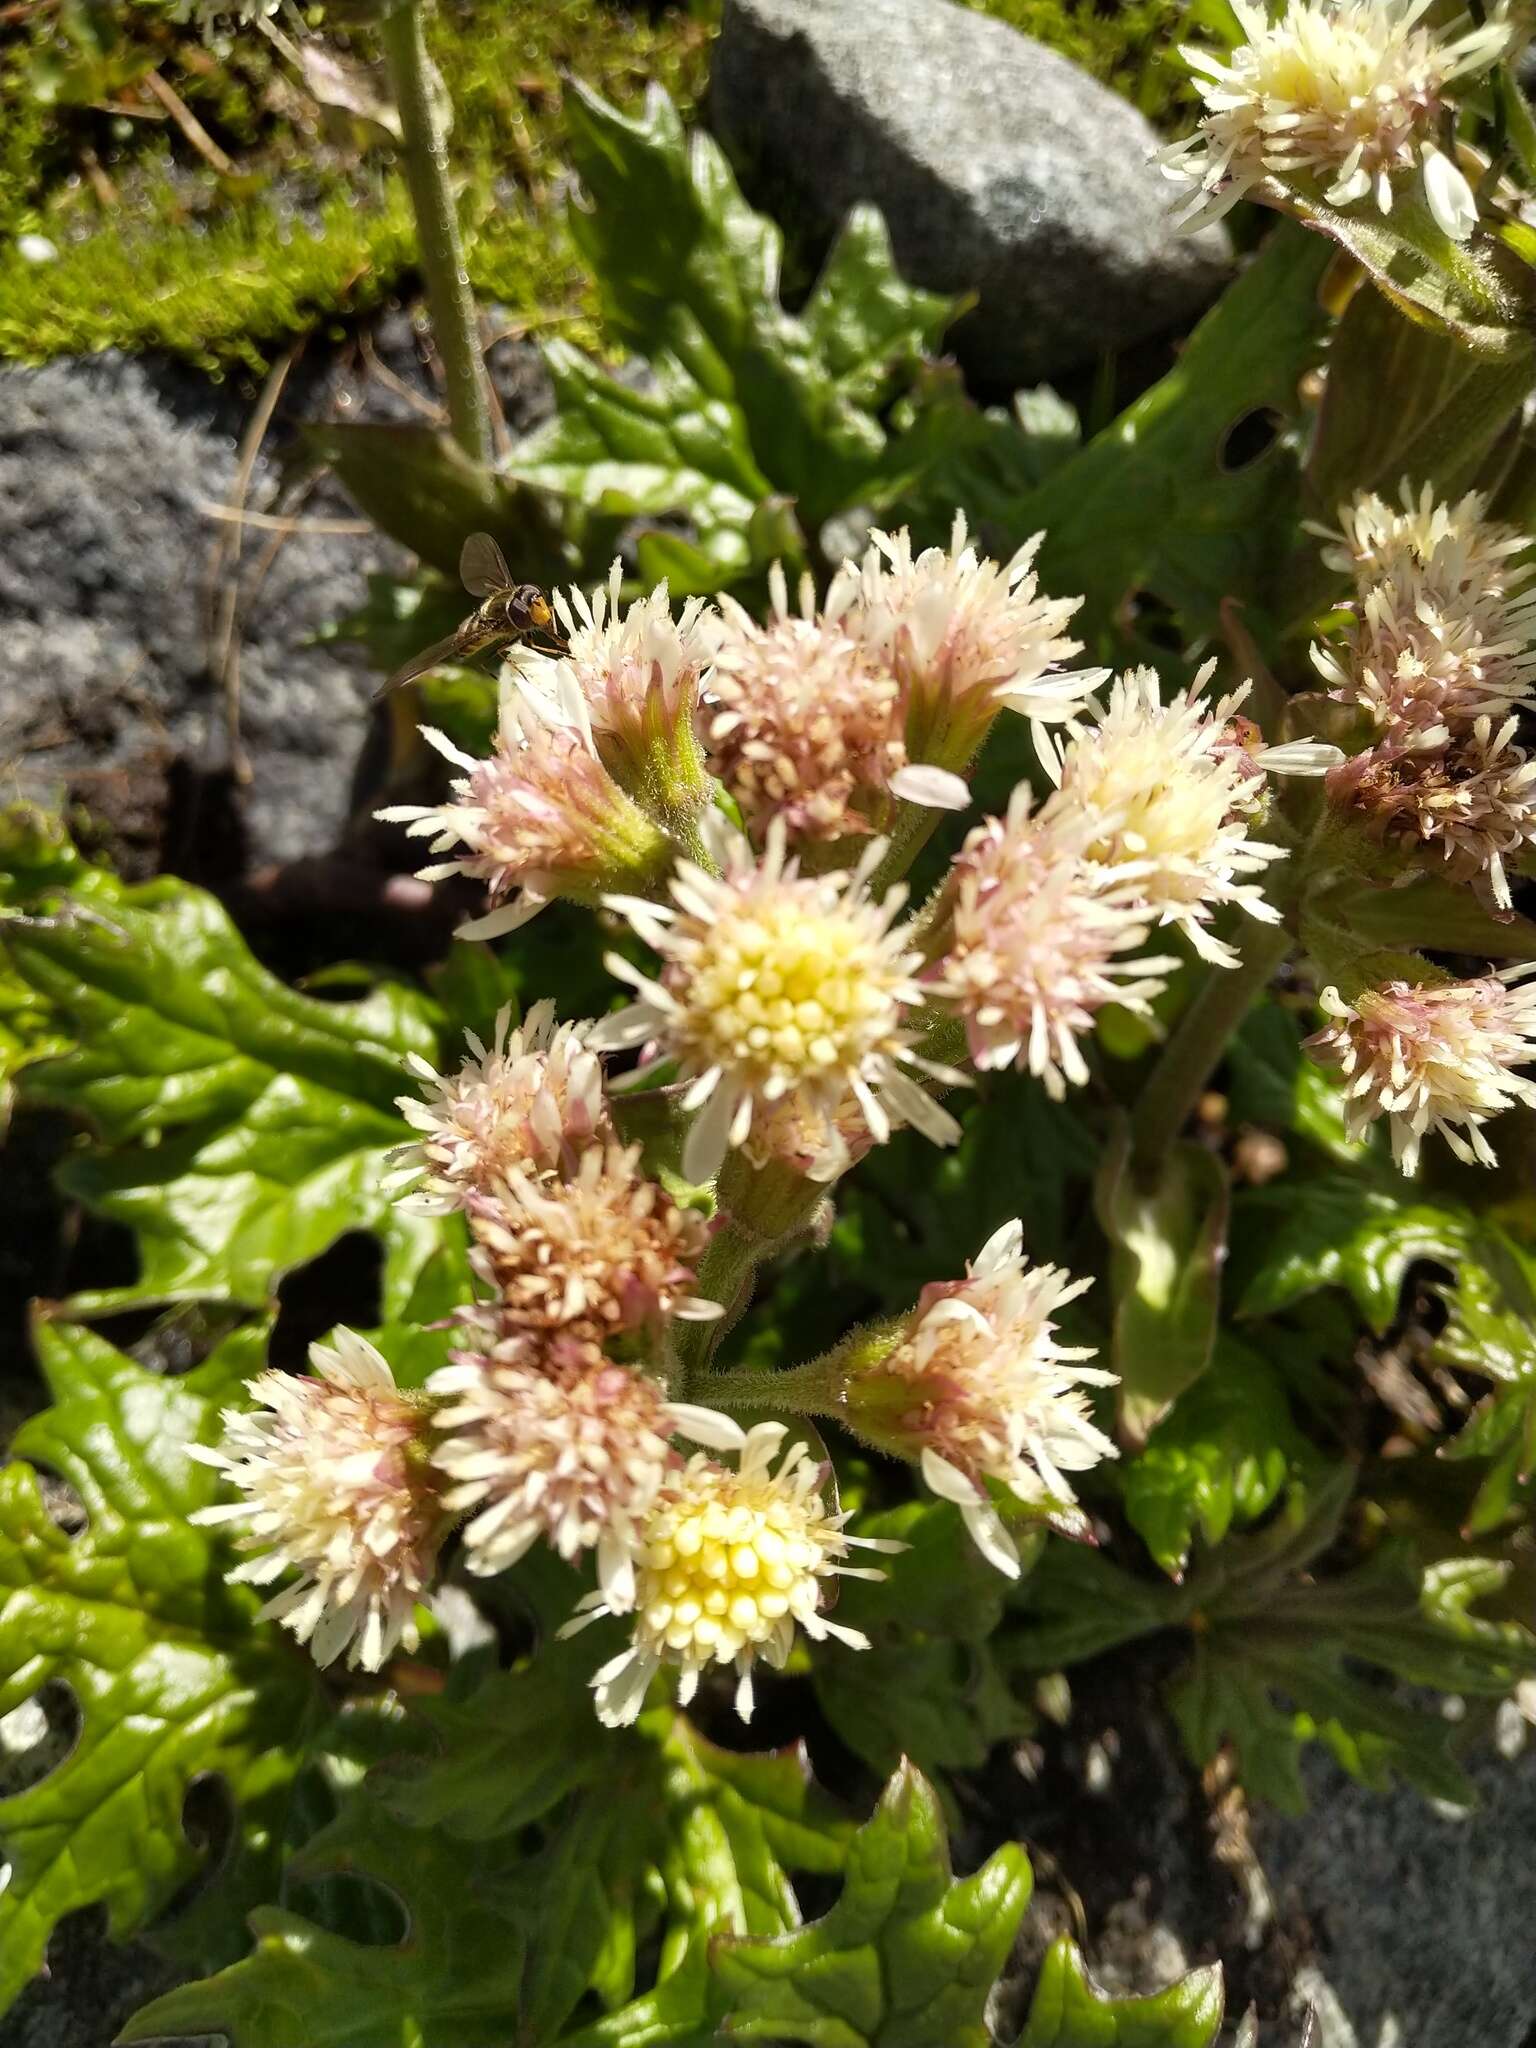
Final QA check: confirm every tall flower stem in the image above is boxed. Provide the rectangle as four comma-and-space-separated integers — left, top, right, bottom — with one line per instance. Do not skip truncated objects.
1128, 921, 1293, 1182
673, 1156, 825, 1394
379, 0, 492, 467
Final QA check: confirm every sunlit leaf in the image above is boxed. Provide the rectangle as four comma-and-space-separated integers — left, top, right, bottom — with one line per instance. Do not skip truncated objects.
0, 1319, 318, 2013
1015, 1937, 1223, 2047
710, 1761, 1033, 2048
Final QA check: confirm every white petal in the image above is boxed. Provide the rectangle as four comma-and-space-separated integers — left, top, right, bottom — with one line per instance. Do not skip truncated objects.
1255, 740, 1344, 776
921, 1446, 982, 1505
888, 763, 971, 810
1422, 145, 1477, 241
664, 1403, 748, 1452
962, 1499, 1022, 1579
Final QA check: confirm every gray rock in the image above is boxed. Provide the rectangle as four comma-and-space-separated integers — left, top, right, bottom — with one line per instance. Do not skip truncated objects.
1253, 1741, 1536, 2048
708, 0, 1230, 391
0, 351, 407, 874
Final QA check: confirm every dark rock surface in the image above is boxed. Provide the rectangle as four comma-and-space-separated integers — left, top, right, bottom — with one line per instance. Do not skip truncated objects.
0, 323, 552, 883
1253, 1741, 1536, 2048
0, 351, 397, 877
709, 0, 1230, 392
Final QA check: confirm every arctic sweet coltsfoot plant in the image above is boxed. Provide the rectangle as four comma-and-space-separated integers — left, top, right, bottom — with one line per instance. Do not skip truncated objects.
14, 8, 1536, 2043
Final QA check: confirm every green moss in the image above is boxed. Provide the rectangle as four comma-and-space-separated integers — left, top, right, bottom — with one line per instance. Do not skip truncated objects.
958, 0, 1191, 122
0, 0, 1176, 373
0, 0, 710, 371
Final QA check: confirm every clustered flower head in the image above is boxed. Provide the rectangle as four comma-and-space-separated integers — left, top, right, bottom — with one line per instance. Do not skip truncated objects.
388, 1000, 610, 1212
561, 1418, 900, 1726
377, 684, 668, 939
1316, 483, 1536, 909
427, 1329, 679, 1597
850, 1221, 1116, 1577
699, 564, 912, 844
461, 1144, 719, 1338
514, 560, 711, 792
227, 514, 1368, 1727
1307, 970, 1536, 1171
190, 1329, 442, 1672
1039, 665, 1325, 967
830, 513, 1104, 771
928, 785, 1176, 1096
593, 820, 963, 1182
1161, 0, 1512, 241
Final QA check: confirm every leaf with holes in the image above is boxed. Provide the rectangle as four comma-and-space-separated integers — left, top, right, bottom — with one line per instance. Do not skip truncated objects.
119, 1794, 531, 2048
1233, 1174, 1472, 1329
0, 1318, 320, 2016
1168, 1471, 1536, 1810
1016, 223, 1333, 663
813, 1502, 1036, 1786
1015, 1938, 1224, 2048
6, 848, 444, 1315
709, 1761, 1031, 2048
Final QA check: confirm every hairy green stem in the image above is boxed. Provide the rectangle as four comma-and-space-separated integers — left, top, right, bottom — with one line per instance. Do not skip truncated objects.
1128, 921, 1293, 1182
379, 0, 492, 466
673, 1157, 825, 1394
700, 1360, 838, 1416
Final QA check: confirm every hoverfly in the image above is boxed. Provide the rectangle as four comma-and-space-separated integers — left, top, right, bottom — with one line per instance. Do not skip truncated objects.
379, 533, 567, 696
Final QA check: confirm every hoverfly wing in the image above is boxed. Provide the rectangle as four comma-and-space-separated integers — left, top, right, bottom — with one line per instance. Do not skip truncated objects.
377, 630, 468, 699
460, 531, 513, 600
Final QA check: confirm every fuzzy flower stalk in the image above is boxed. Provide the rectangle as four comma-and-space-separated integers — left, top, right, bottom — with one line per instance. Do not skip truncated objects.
592, 820, 963, 1183
388, 1000, 610, 1212
841, 1221, 1116, 1574
1307, 971, 1536, 1172
561, 1417, 901, 1726
190, 1329, 442, 1671
377, 676, 669, 939
1161, 0, 1512, 241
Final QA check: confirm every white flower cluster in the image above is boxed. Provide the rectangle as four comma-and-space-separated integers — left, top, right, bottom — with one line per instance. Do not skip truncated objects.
1306, 485, 1536, 1172
1315, 482, 1536, 912
193, 515, 1345, 1707
1161, 0, 1512, 242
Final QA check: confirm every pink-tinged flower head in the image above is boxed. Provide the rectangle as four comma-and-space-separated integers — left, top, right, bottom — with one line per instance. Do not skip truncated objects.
189, 1328, 441, 1672
1327, 714, 1536, 911
462, 1142, 720, 1340
851, 1221, 1115, 1575
1160, 0, 1511, 240
1041, 664, 1330, 967
515, 560, 711, 791
927, 788, 1176, 1096
376, 682, 669, 941
700, 563, 935, 845
388, 999, 610, 1212
1321, 484, 1536, 604
592, 821, 962, 1183
1312, 569, 1536, 738
428, 1332, 683, 1601
831, 513, 1100, 768
560, 1417, 902, 1726
1307, 970, 1536, 1172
